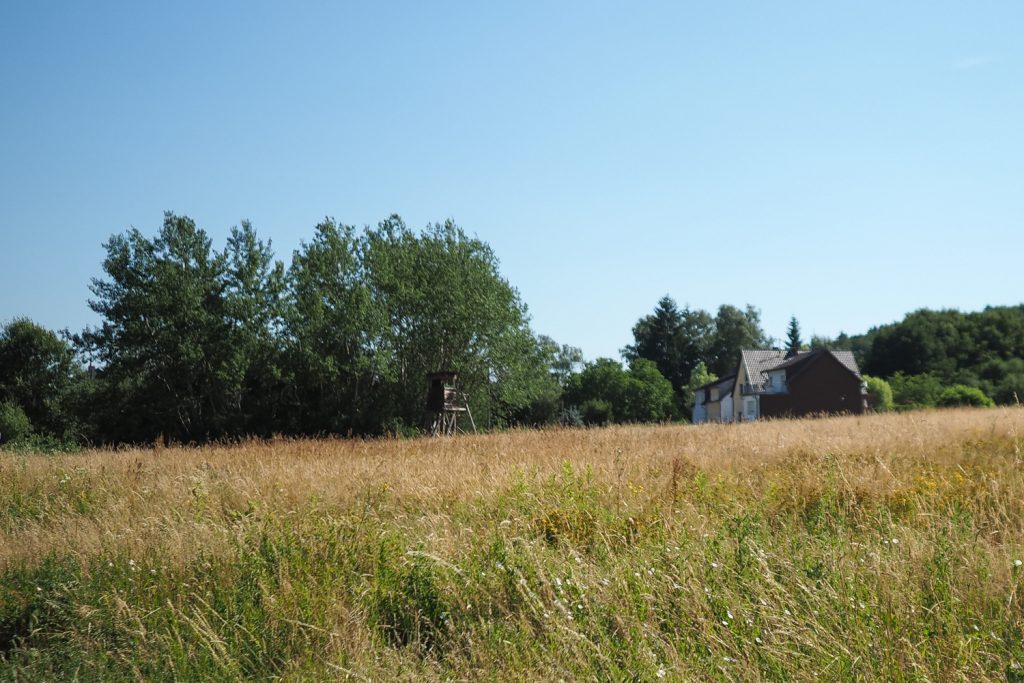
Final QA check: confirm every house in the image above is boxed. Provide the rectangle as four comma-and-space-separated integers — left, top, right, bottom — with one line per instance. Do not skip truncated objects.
693, 348, 866, 423
693, 374, 736, 424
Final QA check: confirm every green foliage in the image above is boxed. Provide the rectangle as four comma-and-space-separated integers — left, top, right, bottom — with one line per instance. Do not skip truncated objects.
890, 372, 945, 409
361, 216, 555, 430
936, 385, 995, 408
580, 399, 613, 426
566, 358, 675, 424
785, 316, 803, 356
0, 401, 32, 443
283, 219, 384, 434
683, 361, 717, 415
74, 213, 564, 442
81, 213, 286, 442
623, 297, 767, 407
0, 319, 80, 440
622, 296, 712, 400
863, 305, 1024, 405
708, 304, 770, 377
863, 375, 894, 412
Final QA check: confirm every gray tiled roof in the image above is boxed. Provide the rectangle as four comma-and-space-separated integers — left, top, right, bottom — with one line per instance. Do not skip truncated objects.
831, 350, 861, 377
740, 349, 786, 384
764, 349, 862, 378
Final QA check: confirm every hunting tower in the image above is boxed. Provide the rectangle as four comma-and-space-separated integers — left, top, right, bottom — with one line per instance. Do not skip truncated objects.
425, 371, 476, 436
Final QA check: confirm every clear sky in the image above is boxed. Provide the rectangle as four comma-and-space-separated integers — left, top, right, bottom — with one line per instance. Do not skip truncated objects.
1, 2, 1021, 360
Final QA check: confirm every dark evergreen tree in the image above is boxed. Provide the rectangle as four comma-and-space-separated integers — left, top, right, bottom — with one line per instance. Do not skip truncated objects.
785, 316, 803, 356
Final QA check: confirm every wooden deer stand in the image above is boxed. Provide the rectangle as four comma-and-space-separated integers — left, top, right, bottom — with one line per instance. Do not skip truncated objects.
425, 371, 476, 436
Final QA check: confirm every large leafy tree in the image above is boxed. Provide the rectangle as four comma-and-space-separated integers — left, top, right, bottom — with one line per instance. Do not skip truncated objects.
83, 213, 284, 442
361, 216, 551, 429
623, 296, 713, 402
0, 318, 81, 438
708, 304, 769, 377
282, 219, 386, 434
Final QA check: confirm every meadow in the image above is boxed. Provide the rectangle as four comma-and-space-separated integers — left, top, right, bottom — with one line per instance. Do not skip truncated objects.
2, 408, 1023, 681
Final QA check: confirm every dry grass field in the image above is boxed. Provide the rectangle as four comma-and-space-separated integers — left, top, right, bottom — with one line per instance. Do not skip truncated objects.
2, 408, 1024, 681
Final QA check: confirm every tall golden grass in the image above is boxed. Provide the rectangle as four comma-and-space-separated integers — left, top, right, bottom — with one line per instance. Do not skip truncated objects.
2, 407, 1023, 680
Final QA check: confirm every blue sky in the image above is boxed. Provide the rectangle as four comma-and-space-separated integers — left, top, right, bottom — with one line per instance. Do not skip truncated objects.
1, 2, 1021, 360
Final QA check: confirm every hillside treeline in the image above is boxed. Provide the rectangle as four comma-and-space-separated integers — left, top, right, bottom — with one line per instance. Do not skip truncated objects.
1, 214, 1022, 449
844, 307, 1024, 407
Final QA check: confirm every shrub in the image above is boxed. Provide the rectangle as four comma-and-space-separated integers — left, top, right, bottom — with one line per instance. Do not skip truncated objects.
559, 406, 584, 428
863, 375, 894, 412
890, 372, 944, 408
0, 402, 32, 444
580, 399, 613, 426
936, 385, 995, 408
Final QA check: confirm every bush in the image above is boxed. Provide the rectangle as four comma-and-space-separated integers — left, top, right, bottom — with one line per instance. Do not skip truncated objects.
890, 372, 944, 408
863, 375, 894, 412
559, 406, 584, 428
0, 402, 32, 444
936, 385, 995, 408
580, 399, 613, 426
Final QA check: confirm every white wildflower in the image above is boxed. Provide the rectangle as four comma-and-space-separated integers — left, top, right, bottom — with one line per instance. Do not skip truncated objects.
891, 538, 899, 545
1014, 559, 1022, 567
755, 636, 763, 644
656, 668, 666, 679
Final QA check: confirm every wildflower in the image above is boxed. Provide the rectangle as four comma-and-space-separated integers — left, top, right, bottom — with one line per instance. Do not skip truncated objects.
711, 562, 719, 569
555, 577, 562, 587
656, 668, 666, 679
755, 636, 763, 645
727, 610, 734, 620
1014, 559, 1022, 568
784, 609, 791, 616
36, 586, 42, 592
891, 538, 899, 545
722, 620, 729, 626
858, 602, 866, 609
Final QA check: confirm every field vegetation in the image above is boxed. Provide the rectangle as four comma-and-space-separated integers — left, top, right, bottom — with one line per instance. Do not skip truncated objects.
2, 408, 1024, 680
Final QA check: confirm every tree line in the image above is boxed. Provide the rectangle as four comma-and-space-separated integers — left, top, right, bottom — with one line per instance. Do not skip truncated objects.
1, 213, 584, 448
1, 214, 1021, 449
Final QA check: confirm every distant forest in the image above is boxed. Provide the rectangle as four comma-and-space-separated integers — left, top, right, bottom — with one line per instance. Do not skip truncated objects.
1, 213, 1022, 450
